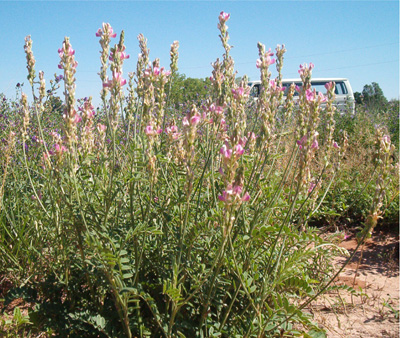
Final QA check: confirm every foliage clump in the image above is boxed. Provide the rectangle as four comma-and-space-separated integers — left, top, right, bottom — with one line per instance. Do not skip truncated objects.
0, 11, 397, 338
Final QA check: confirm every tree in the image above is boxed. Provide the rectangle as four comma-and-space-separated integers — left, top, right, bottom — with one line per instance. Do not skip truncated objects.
361, 82, 388, 110
166, 73, 211, 109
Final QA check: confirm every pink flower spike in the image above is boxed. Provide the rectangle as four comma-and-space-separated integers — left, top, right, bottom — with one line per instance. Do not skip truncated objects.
308, 182, 316, 194
333, 141, 339, 149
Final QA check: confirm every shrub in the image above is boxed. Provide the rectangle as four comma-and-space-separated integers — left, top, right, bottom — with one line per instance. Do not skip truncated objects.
0, 13, 396, 338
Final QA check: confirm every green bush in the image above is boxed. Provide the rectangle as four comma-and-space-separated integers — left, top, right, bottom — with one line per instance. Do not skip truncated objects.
0, 14, 396, 338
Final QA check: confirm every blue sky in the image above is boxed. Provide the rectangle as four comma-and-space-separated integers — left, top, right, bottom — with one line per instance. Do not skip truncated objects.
1, 1, 398, 107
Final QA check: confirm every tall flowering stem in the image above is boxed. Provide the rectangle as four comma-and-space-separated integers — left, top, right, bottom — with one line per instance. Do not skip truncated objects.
256, 42, 280, 146
79, 97, 96, 154
323, 81, 337, 168
358, 129, 395, 240
104, 30, 129, 130
96, 23, 117, 105
275, 44, 286, 103
135, 33, 150, 106
216, 11, 236, 106
58, 37, 78, 147
24, 36, 36, 91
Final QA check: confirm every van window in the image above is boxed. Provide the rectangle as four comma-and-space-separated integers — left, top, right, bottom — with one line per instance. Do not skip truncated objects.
335, 82, 348, 95
281, 81, 348, 96
249, 83, 260, 97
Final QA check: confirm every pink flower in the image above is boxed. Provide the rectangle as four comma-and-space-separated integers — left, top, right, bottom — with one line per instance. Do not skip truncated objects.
256, 55, 276, 68
220, 144, 232, 159
234, 144, 244, 156
311, 139, 318, 150
109, 51, 130, 61
297, 134, 307, 149
383, 135, 391, 144
145, 125, 154, 136
219, 11, 230, 23
113, 71, 126, 86
306, 89, 315, 102
97, 124, 107, 133
311, 132, 319, 150
96, 23, 117, 38
298, 63, 314, 76
308, 182, 316, 194
103, 71, 126, 88
166, 125, 178, 134
333, 141, 339, 149
55, 144, 67, 154
325, 81, 335, 91
153, 67, 160, 76
165, 125, 179, 140
190, 114, 201, 126
218, 184, 250, 204
242, 192, 250, 202
232, 87, 248, 100
317, 92, 327, 103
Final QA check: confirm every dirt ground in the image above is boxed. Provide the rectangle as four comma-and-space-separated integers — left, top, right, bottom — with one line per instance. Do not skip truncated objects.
310, 230, 399, 338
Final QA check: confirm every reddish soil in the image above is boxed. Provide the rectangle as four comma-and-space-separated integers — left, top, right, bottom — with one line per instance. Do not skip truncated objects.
311, 230, 399, 338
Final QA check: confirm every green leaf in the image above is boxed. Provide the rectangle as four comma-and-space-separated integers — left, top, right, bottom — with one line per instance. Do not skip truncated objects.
122, 273, 133, 279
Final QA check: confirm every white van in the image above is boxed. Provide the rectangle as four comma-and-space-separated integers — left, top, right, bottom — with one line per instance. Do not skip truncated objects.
248, 78, 355, 113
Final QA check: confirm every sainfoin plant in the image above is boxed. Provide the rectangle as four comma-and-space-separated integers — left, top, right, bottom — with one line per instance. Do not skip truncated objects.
0, 12, 396, 338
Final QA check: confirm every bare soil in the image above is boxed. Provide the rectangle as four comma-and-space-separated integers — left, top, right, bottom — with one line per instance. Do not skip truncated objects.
310, 230, 399, 338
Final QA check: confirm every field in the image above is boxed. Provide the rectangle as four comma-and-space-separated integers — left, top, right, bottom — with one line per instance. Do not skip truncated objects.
0, 13, 398, 338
